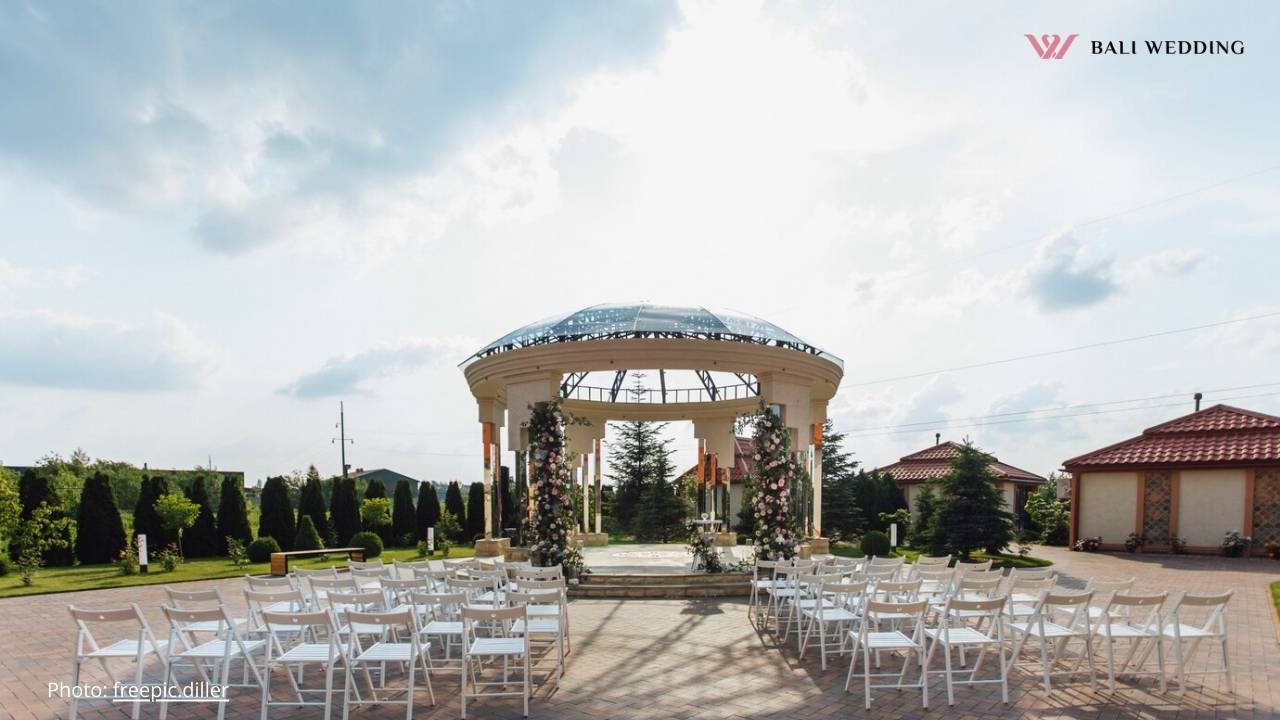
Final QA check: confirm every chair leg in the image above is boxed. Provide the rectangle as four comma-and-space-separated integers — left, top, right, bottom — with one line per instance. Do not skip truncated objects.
405, 656, 415, 720
1221, 636, 1233, 694
863, 646, 872, 710
1038, 635, 1052, 694
324, 662, 335, 720
69, 658, 81, 720
942, 640, 955, 706
523, 648, 531, 718
460, 652, 468, 720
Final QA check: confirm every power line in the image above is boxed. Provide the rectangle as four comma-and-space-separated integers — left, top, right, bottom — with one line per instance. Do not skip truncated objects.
844, 381, 1280, 433
846, 389, 1280, 439
842, 310, 1280, 388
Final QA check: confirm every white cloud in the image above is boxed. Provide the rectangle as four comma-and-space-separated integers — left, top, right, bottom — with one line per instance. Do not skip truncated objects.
0, 310, 213, 391
1131, 248, 1207, 278
1019, 233, 1119, 312
0, 258, 95, 290
279, 337, 475, 399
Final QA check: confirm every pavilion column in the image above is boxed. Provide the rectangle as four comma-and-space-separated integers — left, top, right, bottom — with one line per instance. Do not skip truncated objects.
810, 408, 825, 538
718, 467, 731, 530
696, 439, 707, 516
582, 452, 590, 534
708, 452, 719, 524
593, 439, 603, 534
481, 420, 496, 540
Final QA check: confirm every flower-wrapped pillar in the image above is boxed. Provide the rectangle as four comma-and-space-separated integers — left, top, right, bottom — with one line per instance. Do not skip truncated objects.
751, 406, 800, 560
527, 399, 574, 567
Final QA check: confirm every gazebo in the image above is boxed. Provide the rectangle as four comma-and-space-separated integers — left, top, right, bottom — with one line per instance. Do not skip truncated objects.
459, 303, 844, 555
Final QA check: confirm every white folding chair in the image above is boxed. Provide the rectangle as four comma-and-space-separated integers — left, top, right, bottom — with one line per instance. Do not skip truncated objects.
393, 558, 435, 580
461, 604, 531, 719
749, 559, 781, 621
327, 590, 391, 638
308, 576, 359, 610
246, 574, 302, 613
1091, 592, 1167, 692
923, 596, 1009, 705
259, 609, 348, 719
158, 605, 265, 720
915, 567, 955, 601
956, 559, 994, 575
844, 599, 929, 709
290, 567, 338, 605
349, 558, 388, 572
350, 566, 389, 591
1004, 576, 1059, 621
381, 576, 431, 612
800, 580, 866, 669
66, 604, 168, 720
342, 607, 436, 718
243, 588, 307, 638
508, 589, 566, 681
164, 587, 249, 636
411, 591, 467, 670
1007, 590, 1099, 693
518, 577, 571, 654
1160, 590, 1233, 693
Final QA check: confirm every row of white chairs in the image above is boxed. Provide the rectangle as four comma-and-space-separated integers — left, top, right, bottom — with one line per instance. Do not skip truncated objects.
67, 558, 569, 720
750, 556, 1233, 709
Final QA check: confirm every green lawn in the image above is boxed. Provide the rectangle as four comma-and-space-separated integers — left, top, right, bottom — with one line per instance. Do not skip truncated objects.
829, 542, 1051, 569
0, 546, 476, 599
1271, 580, 1280, 626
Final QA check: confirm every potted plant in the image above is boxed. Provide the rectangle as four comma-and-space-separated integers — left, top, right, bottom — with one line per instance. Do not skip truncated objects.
1220, 531, 1249, 558
1073, 536, 1102, 552
1123, 532, 1144, 553
1170, 536, 1188, 555
1264, 539, 1280, 559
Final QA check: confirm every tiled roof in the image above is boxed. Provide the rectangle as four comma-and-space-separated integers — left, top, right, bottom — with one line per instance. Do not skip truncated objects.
1063, 404, 1280, 469
876, 441, 1045, 484
678, 437, 754, 483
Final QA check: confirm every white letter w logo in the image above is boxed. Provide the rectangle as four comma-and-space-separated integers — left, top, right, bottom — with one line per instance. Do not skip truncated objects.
1025, 33, 1078, 60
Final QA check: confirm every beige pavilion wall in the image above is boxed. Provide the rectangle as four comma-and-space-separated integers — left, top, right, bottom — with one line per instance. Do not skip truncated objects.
1178, 469, 1246, 547
1078, 472, 1138, 542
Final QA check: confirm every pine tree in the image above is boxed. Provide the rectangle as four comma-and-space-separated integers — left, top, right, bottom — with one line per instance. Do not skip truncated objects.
216, 475, 253, 554
258, 476, 296, 550
18, 467, 58, 520
183, 475, 220, 557
444, 481, 467, 541
294, 515, 324, 551
296, 467, 330, 544
75, 472, 126, 564
329, 477, 361, 546
635, 447, 686, 542
935, 442, 1014, 558
134, 476, 177, 551
819, 420, 861, 540
465, 482, 486, 542
607, 416, 669, 534
910, 483, 946, 554
391, 479, 416, 545
416, 481, 440, 541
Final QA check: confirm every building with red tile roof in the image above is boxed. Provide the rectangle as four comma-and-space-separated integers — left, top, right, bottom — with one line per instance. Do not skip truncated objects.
1063, 404, 1280, 554
876, 441, 1045, 525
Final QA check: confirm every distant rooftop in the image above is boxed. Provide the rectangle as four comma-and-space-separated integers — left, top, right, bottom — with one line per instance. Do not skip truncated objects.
877, 441, 1045, 484
1063, 404, 1280, 469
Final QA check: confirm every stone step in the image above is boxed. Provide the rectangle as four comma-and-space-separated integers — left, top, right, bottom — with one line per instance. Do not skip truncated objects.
578, 572, 752, 587
569, 581, 750, 599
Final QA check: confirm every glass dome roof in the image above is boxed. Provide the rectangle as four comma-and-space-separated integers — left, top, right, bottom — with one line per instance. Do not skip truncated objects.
463, 303, 842, 368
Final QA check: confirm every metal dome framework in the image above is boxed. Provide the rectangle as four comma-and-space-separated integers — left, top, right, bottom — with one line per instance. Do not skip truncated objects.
459, 303, 845, 556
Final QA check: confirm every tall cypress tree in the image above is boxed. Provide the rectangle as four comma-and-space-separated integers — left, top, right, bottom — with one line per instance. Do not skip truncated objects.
391, 479, 416, 544
606, 414, 668, 533
635, 442, 686, 542
134, 476, 177, 550
498, 467, 516, 534
75, 472, 126, 564
258, 476, 296, 550
364, 477, 387, 500
329, 477, 361, 546
444, 481, 467, 541
216, 476, 253, 553
296, 466, 330, 544
183, 475, 220, 557
416, 481, 441, 541
935, 442, 1014, 558
18, 467, 58, 520
465, 482, 485, 541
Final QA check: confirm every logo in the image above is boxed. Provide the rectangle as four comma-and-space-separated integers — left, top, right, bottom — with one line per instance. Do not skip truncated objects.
1025, 33, 1078, 60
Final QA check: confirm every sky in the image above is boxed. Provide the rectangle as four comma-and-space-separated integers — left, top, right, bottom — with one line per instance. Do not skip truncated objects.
2, 1, 1278, 487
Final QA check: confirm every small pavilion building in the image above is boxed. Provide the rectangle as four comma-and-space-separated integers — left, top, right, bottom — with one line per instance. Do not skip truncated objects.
876, 441, 1046, 526
1063, 404, 1280, 554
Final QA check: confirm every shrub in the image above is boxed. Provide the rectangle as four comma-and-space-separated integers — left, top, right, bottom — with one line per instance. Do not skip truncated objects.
156, 544, 182, 572
0, 555, 11, 577
436, 510, 462, 553
1265, 539, 1280, 559
350, 530, 383, 559
444, 482, 467, 541
1025, 482, 1069, 546
860, 530, 891, 557
1124, 532, 1144, 553
154, 492, 200, 557
115, 543, 138, 576
248, 536, 281, 563
226, 537, 250, 568
183, 476, 220, 558
294, 516, 323, 551
297, 466, 330, 544
1170, 536, 1188, 555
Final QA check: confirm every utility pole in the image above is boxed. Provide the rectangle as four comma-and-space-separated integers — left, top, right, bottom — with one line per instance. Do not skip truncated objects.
332, 401, 354, 478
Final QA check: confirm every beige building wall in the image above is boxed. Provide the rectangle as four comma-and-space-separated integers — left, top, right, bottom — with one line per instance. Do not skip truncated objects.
1078, 472, 1138, 542
1001, 482, 1016, 516
1178, 469, 1246, 547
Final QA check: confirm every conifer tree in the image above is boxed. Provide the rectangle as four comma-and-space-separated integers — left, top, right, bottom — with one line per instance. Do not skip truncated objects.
329, 477, 361, 546
258, 476, 296, 551
216, 475, 253, 554
416, 481, 440, 541
75, 472, 126, 564
465, 482, 486, 541
607, 418, 669, 533
183, 475, 220, 557
444, 481, 467, 541
134, 476, 177, 550
18, 467, 58, 521
296, 466, 330, 544
294, 515, 323, 551
819, 420, 861, 540
361, 477, 392, 543
635, 446, 687, 542
935, 442, 1013, 558
391, 479, 416, 545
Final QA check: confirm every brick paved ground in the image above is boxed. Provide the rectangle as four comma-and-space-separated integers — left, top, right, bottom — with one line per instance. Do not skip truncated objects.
2, 546, 1276, 719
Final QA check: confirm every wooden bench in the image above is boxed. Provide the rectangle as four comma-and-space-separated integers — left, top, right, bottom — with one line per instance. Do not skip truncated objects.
269, 547, 366, 576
